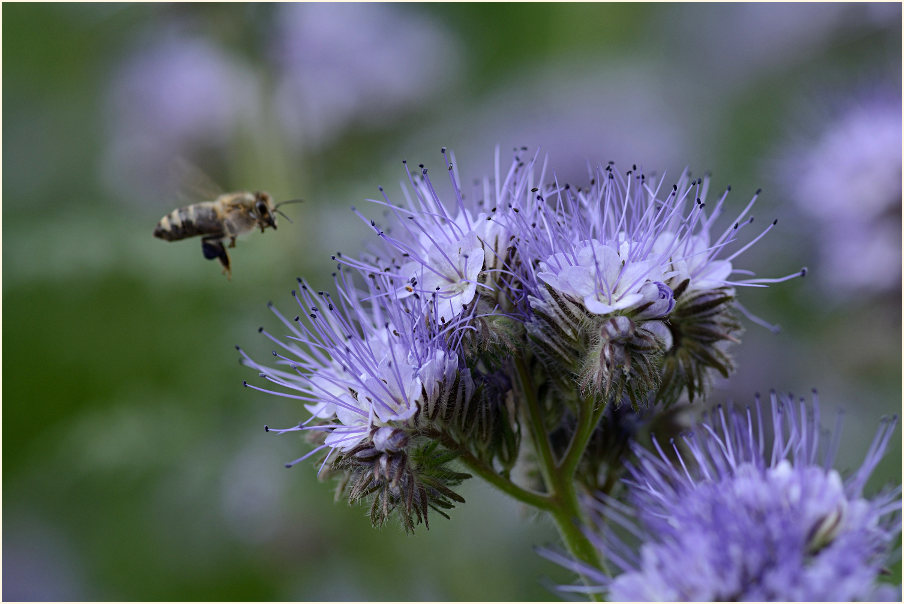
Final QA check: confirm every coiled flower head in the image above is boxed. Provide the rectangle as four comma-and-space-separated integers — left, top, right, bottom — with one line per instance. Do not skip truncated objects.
512, 164, 805, 405
239, 268, 475, 531
342, 147, 544, 327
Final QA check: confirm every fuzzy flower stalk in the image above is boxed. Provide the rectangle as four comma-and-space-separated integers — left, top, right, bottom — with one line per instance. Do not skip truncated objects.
543, 391, 901, 601
240, 147, 814, 592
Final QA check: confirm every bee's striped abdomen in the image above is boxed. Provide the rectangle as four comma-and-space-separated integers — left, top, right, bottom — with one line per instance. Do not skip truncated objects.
154, 202, 224, 241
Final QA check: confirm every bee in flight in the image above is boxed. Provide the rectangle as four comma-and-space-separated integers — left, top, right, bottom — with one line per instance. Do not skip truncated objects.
153, 191, 302, 278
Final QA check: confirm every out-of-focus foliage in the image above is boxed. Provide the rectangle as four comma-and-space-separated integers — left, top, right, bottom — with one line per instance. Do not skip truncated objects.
3, 3, 900, 600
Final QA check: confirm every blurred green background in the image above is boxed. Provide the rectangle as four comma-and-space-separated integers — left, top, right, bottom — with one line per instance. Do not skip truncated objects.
3, 3, 901, 600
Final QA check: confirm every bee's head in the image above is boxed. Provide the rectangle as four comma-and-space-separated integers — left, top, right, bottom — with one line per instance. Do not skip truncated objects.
254, 192, 277, 231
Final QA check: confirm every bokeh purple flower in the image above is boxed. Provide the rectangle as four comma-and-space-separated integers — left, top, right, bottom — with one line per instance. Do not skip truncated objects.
270, 3, 461, 150
101, 30, 261, 205
779, 87, 901, 297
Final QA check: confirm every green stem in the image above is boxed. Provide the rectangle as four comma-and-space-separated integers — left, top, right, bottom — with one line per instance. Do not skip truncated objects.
513, 357, 606, 600
514, 357, 557, 488
428, 430, 554, 511
559, 394, 597, 478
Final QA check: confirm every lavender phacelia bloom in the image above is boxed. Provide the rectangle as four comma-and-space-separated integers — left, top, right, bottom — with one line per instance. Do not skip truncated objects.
519, 166, 792, 311
546, 391, 901, 601
344, 148, 543, 327
239, 270, 471, 458
238, 267, 476, 531
511, 163, 805, 405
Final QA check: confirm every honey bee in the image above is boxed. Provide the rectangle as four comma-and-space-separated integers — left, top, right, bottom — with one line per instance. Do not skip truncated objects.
153, 191, 302, 278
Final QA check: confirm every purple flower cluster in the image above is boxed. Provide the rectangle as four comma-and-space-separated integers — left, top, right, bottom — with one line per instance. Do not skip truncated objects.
239, 270, 471, 465
240, 147, 809, 530
546, 391, 901, 601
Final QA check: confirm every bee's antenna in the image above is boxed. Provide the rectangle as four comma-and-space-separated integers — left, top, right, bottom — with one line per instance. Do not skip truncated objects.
275, 198, 305, 209
274, 198, 304, 223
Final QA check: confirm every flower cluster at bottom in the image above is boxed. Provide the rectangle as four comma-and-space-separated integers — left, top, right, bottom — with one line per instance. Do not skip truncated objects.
543, 391, 901, 601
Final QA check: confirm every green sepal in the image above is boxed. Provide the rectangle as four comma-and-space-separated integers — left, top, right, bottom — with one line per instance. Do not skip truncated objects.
326, 436, 470, 533
657, 286, 743, 404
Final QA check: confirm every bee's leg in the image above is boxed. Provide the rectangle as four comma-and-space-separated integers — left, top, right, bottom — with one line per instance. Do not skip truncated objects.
228, 236, 237, 249
201, 237, 226, 261
201, 237, 232, 279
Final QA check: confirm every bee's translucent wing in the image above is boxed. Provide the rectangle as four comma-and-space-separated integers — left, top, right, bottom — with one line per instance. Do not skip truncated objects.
167, 157, 225, 204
